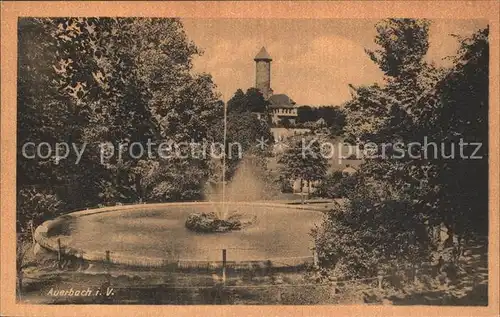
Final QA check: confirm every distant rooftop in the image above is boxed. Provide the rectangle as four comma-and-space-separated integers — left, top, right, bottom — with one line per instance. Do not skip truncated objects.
268, 94, 296, 109
254, 47, 272, 61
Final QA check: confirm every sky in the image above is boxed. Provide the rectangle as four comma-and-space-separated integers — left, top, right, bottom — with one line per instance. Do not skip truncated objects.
182, 19, 487, 106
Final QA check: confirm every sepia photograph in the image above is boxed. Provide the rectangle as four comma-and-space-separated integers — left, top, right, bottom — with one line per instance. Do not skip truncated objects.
1, 1, 499, 316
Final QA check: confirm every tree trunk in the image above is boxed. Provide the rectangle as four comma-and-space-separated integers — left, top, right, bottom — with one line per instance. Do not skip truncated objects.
445, 225, 454, 248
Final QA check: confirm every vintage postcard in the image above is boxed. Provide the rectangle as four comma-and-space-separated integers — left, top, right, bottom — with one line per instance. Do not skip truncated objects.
1, 1, 499, 316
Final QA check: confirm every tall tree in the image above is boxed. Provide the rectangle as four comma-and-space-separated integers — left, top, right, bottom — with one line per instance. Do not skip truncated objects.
315, 19, 489, 277
297, 106, 318, 123
423, 27, 489, 241
366, 19, 430, 78
297, 105, 346, 136
17, 18, 224, 233
227, 88, 268, 114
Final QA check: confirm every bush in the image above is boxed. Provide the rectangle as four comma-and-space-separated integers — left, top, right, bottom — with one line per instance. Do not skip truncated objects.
17, 187, 63, 236
315, 171, 344, 198
313, 176, 431, 279
316, 171, 357, 199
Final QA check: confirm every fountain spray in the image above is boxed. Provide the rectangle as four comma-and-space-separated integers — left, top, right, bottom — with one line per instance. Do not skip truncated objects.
221, 96, 227, 219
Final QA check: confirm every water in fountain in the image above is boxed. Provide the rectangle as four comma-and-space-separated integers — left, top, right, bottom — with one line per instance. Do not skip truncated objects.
225, 157, 276, 201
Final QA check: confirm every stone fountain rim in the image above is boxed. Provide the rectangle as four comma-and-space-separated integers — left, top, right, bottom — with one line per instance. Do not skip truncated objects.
34, 201, 325, 268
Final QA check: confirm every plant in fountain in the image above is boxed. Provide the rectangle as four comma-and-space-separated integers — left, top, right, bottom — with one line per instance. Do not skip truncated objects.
186, 158, 275, 233
185, 152, 244, 233
185, 211, 242, 233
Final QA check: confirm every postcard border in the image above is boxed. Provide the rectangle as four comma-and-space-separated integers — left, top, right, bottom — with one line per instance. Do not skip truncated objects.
1, 1, 499, 316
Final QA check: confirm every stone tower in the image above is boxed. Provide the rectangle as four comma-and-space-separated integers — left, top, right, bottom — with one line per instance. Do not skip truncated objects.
254, 47, 273, 99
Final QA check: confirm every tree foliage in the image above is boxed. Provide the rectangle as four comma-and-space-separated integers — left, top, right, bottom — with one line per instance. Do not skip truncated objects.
278, 137, 329, 193
315, 19, 489, 277
366, 19, 430, 78
315, 171, 356, 199
297, 105, 346, 136
17, 18, 223, 236
227, 88, 268, 114
314, 171, 430, 278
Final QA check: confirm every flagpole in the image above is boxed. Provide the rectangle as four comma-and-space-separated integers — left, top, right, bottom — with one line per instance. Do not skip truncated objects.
222, 96, 227, 217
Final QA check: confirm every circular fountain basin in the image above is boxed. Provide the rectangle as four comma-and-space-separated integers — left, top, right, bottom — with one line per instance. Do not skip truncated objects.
35, 202, 324, 267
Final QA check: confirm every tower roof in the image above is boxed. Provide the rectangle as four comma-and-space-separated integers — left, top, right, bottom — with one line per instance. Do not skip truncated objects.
268, 94, 296, 109
254, 47, 272, 61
